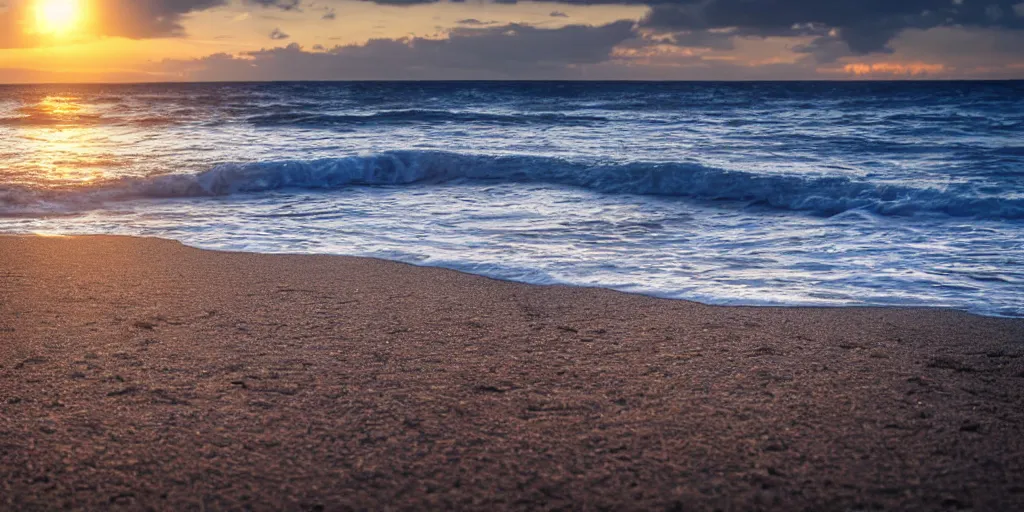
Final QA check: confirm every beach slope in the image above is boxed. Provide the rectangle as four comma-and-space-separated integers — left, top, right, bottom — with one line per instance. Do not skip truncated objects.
1, 235, 1022, 510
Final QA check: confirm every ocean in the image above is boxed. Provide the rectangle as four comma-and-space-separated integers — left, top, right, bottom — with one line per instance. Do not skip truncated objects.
1, 81, 1022, 316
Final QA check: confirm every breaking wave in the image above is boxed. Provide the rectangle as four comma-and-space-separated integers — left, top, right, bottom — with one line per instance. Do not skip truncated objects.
2, 151, 1022, 220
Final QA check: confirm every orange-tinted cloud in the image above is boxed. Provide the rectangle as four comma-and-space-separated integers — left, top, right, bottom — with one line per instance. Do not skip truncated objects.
840, 62, 947, 77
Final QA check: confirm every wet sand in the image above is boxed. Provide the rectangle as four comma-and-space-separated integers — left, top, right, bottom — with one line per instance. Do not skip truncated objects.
1, 235, 1022, 511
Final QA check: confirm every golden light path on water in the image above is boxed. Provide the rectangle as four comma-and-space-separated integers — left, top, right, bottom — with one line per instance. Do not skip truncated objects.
15, 95, 110, 186
0, 82, 1021, 318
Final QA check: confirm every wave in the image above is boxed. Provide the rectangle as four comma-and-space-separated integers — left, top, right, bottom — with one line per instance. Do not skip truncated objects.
245, 110, 609, 127
2, 151, 1022, 220
0, 113, 177, 128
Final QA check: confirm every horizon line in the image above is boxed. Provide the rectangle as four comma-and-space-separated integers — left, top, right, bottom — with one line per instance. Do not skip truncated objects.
2, 78, 1023, 87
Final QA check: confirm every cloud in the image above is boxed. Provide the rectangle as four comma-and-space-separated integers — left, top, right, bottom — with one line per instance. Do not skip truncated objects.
156, 21, 640, 80
879, 25, 1024, 71
355, 0, 1024, 58
662, 29, 735, 51
244, 0, 301, 10
550, 11, 569, 18
638, 1, 1024, 56
839, 61, 947, 77
135, 12, 1023, 82
0, 0, 306, 48
84, 0, 229, 39
456, 19, 499, 26
0, 0, 224, 46
3, 0, 1023, 79
358, 0, 444, 4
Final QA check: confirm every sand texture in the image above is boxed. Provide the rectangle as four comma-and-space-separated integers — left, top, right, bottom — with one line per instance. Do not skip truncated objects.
1, 235, 1023, 511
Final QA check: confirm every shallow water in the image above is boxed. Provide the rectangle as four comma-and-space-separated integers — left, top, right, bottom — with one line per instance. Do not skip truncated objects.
1, 81, 1022, 316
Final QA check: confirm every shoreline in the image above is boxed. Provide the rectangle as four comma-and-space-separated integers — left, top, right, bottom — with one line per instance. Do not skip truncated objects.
2, 235, 1023, 510
143, 238, 1022, 319
5, 232, 1016, 319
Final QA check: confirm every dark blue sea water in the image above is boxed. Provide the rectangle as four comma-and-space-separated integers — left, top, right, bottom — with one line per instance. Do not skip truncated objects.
1, 81, 1022, 316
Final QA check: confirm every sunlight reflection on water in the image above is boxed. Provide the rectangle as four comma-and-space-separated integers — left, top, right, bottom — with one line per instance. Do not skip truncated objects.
1, 82, 1022, 316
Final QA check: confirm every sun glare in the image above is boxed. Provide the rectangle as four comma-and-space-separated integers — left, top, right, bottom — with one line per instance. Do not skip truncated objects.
34, 0, 84, 36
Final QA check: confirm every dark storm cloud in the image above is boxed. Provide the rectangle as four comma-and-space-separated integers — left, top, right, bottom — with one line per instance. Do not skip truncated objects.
636, 0, 1024, 54
620, 0, 1024, 54
157, 21, 638, 80
358, 0, 1024, 55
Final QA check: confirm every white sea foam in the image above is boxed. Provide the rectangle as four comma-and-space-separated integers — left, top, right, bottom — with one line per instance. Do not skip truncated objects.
1, 81, 1022, 316
2, 151, 1022, 220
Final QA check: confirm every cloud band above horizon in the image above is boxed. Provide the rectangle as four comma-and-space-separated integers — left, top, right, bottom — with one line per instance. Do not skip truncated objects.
0, 0, 1022, 82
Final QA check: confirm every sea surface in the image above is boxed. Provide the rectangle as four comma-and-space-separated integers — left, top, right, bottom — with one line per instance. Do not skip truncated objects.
1, 81, 1022, 316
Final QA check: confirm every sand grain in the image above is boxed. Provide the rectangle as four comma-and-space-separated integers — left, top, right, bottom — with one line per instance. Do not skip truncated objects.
1, 235, 1023, 510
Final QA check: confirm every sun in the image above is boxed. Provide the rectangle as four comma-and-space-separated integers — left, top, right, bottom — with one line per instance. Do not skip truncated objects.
34, 0, 84, 36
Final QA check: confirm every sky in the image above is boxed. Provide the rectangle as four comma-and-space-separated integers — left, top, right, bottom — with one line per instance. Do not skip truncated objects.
0, 0, 1023, 82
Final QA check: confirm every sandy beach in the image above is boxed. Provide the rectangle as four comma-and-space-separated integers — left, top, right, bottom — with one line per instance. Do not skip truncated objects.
1, 234, 1022, 510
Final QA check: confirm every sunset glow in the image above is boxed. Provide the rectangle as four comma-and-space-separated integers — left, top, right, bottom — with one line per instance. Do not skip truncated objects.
33, 0, 84, 36
0, 1, 1021, 82
842, 62, 948, 77
1, 1, 1023, 509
